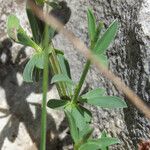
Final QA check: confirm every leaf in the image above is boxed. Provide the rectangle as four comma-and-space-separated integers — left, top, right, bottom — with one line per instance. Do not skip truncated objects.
93, 137, 120, 148
57, 54, 71, 79
93, 20, 118, 54
7, 15, 20, 41
35, 0, 44, 5
78, 127, 94, 143
65, 110, 79, 143
26, 8, 42, 44
48, 26, 55, 40
7, 15, 41, 52
17, 28, 41, 51
71, 106, 87, 131
57, 53, 72, 95
81, 88, 106, 99
94, 21, 104, 44
35, 52, 44, 69
79, 137, 119, 150
87, 9, 96, 44
99, 130, 109, 150
83, 96, 127, 108
79, 106, 92, 123
23, 52, 46, 82
101, 130, 107, 138
95, 54, 108, 67
51, 74, 74, 85
23, 55, 37, 82
55, 49, 64, 55
47, 99, 68, 109
79, 142, 99, 150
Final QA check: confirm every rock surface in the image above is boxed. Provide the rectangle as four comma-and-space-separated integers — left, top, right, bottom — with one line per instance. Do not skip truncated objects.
0, 0, 150, 149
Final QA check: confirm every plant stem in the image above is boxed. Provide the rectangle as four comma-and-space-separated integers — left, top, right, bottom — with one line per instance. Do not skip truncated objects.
72, 60, 91, 103
40, 25, 49, 150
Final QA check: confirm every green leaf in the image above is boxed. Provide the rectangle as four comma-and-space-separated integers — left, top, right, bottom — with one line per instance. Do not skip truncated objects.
83, 96, 127, 108
47, 99, 68, 109
94, 21, 104, 44
99, 130, 109, 150
46, 1, 60, 9
7, 15, 41, 52
93, 20, 118, 54
79, 106, 92, 123
93, 137, 120, 148
23, 51, 48, 82
23, 55, 37, 82
79, 142, 99, 150
57, 54, 71, 79
95, 54, 108, 67
101, 130, 107, 138
51, 74, 74, 85
71, 106, 87, 131
65, 110, 79, 143
78, 127, 93, 143
81, 88, 106, 99
48, 26, 55, 40
35, 52, 44, 69
26, 8, 42, 44
79, 137, 119, 150
87, 9, 96, 44
55, 49, 64, 55
7, 15, 20, 41
35, 0, 44, 5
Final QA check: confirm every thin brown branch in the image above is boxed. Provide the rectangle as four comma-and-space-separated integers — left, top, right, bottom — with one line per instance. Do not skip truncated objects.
27, 0, 150, 119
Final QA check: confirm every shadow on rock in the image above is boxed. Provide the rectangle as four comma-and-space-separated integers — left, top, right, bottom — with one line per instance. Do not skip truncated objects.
0, 39, 59, 149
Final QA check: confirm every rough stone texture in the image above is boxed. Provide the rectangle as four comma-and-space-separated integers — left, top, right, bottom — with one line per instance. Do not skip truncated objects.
0, 0, 150, 149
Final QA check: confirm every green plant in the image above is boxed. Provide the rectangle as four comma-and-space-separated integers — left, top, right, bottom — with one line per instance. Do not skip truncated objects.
7, 1, 127, 150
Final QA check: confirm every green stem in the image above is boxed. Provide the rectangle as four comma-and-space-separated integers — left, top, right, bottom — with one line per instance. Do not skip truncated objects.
51, 48, 67, 96
72, 60, 91, 103
40, 25, 49, 150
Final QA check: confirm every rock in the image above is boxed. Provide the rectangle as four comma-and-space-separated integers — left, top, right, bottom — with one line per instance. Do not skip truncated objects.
0, 0, 150, 149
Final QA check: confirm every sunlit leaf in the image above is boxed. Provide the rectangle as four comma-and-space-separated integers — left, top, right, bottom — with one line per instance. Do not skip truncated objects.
79, 106, 92, 123
35, 52, 44, 69
57, 54, 71, 79
95, 54, 108, 67
78, 127, 93, 143
79, 142, 99, 150
94, 21, 104, 44
87, 9, 96, 44
26, 8, 42, 43
81, 88, 106, 99
23, 51, 48, 82
47, 99, 68, 109
79, 137, 119, 150
7, 15, 20, 41
7, 15, 41, 52
51, 74, 74, 85
83, 96, 127, 108
92, 137, 120, 148
71, 106, 87, 131
23, 55, 37, 82
35, 0, 44, 5
65, 110, 79, 143
93, 20, 118, 54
